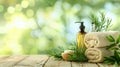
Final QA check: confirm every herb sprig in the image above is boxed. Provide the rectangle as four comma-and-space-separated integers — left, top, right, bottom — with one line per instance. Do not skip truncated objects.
47, 46, 64, 59
68, 42, 88, 62
89, 12, 112, 32
47, 42, 88, 62
104, 35, 120, 66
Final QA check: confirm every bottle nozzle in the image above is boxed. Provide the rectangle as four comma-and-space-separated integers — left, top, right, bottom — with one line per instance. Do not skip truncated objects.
75, 21, 85, 33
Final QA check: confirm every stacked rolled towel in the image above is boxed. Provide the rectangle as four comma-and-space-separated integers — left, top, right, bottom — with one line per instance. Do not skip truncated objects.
84, 31, 120, 48
84, 31, 120, 62
85, 48, 113, 62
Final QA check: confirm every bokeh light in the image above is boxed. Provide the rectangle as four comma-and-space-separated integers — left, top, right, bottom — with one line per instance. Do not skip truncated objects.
0, 0, 120, 55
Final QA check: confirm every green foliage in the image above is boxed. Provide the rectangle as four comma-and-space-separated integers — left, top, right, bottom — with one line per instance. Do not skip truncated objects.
89, 12, 112, 32
104, 50, 120, 67
47, 42, 88, 62
116, 35, 120, 44
104, 35, 120, 66
68, 43, 88, 62
106, 35, 120, 50
106, 35, 115, 42
47, 46, 64, 59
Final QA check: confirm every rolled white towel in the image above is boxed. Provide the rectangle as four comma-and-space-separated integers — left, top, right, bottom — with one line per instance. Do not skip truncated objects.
84, 31, 120, 48
85, 48, 113, 62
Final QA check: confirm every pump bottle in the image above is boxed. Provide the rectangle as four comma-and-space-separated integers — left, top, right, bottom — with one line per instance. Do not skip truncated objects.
76, 22, 86, 49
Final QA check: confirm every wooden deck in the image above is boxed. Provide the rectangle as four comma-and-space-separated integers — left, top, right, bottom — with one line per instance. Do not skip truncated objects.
0, 55, 118, 67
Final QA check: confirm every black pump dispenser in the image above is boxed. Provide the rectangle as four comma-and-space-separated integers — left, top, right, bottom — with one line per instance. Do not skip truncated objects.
76, 22, 86, 34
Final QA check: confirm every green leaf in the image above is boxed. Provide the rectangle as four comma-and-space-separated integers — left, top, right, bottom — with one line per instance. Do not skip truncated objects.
114, 51, 120, 62
118, 44, 120, 48
106, 44, 116, 50
106, 35, 115, 42
104, 60, 114, 64
116, 35, 120, 44
104, 56, 116, 61
111, 47, 119, 51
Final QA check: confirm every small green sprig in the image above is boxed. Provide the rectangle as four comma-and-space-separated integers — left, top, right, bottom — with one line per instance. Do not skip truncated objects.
68, 42, 88, 62
89, 12, 112, 32
47, 42, 88, 62
106, 35, 120, 50
104, 35, 120, 66
47, 46, 64, 59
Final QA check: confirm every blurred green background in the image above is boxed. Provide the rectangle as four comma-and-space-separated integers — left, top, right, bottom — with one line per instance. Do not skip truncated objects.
0, 0, 120, 55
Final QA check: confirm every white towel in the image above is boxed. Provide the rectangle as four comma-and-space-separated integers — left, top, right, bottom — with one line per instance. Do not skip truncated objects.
85, 48, 113, 62
84, 31, 120, 48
